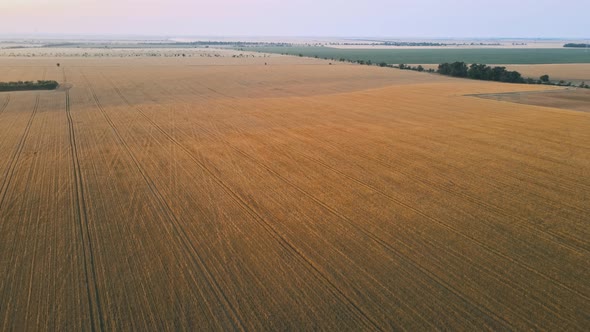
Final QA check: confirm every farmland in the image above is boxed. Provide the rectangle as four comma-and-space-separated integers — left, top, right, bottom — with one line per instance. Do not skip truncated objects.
504, 64, 590, 84
248, 46, 590, 64
0, 54, 589, 330
473, 88, 590, 113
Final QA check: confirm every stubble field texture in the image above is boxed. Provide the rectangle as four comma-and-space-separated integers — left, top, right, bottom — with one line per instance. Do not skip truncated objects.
0, 52, 589, 331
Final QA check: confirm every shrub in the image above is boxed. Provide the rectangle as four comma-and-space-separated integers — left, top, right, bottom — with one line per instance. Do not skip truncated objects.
0, 80, 59, 92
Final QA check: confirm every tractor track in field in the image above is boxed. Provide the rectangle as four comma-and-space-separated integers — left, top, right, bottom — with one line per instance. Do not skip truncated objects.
281, 112, 589, 221
0, 95, 40, 210
327, 124, 590, 224
386, 95, 590, 151
2, 57, 589, 331
21, 92, 58, 331
156, 81, 590, 303
225, 141, 526, 328
0, 94, 11, 115
0, 95, 40, 331
180, 79, 590, 258
0, 68, 47, 330
331, 105, 590, 194
82, 72, 248, 331
107, 75, 517, 330
301, 96, 590, 198
0, 67, 47, 209
252, 126, 590, 302
324, 139, 590, 256
103, 76, 386, 331
204, 118, 582, 327
65, 89, 105, 332
273, 126, 590, 255
204, 98, 590, 327
242, 134, 590, 309
184, 78, 590, 208
271, 94, 590, 196
184, 74, 590, 253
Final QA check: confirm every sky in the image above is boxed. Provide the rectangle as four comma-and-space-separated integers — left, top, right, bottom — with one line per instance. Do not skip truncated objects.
0, 0, 588, 38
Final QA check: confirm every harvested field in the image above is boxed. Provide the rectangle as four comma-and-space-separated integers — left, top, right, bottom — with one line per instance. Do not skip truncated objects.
0, 55, 589, 330
503, 64, 590, 84
474, 88, 590, 112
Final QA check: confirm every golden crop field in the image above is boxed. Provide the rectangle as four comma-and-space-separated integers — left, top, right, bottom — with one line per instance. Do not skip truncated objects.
0, 55, 589, 331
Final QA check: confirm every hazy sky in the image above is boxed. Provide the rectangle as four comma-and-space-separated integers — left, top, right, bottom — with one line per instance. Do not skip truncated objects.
0, 0, 588, 38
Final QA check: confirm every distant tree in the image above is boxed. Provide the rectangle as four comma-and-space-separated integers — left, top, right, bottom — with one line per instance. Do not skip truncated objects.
450, 62, 468, 77
468, 64, 489, 79
540, 74, 550, 82
563, 43, 590, 48
437, 63, 449, 74
416, 65, 424, 72
440, 62, 524, 83
0, 80, 59, 92
438, 62, 468, 77
399, 64, 406, 69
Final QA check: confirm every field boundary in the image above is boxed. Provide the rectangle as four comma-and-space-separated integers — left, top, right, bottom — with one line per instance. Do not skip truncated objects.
65, 88, 105, 332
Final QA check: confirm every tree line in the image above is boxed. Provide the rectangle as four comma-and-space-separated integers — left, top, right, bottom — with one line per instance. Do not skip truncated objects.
435, 62, 589, 88
563, 43, 590, 48
437, 62, 525, 83
0, 80, 59, 92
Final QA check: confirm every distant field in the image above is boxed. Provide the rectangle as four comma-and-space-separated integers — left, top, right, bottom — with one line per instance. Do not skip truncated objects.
249, 46, 590, 64
474, 88, 590, 113
505, 64, 590, 84
0, 54, 589, 330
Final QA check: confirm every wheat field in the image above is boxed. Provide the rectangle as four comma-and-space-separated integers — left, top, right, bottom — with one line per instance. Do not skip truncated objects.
0, 55, 588, 331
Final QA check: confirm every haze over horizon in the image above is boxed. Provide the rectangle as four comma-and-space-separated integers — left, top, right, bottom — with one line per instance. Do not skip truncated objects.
1, 0, 588, 39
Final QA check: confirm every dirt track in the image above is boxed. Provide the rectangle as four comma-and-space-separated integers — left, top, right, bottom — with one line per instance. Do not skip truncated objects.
0, 56, 588, 330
